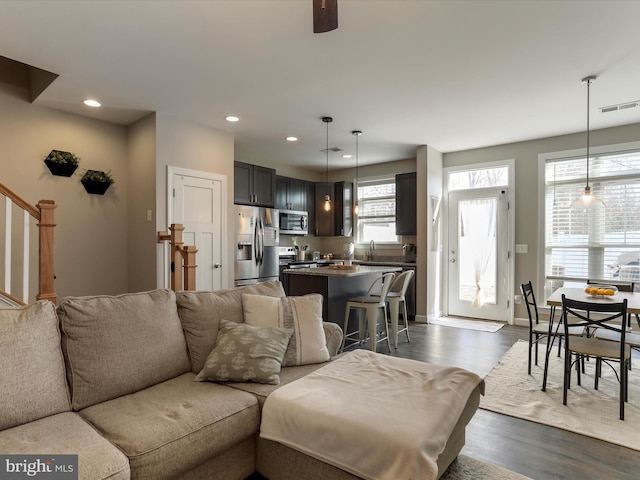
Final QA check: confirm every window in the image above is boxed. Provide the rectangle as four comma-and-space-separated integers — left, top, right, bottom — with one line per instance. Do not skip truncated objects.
543, 145, 640, 299
448, 166, 509, 191
355, 176, 399, 244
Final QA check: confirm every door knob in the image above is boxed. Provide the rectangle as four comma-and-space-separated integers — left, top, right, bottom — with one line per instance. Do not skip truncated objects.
213, 263, 222, 268
450, 259, 456, 263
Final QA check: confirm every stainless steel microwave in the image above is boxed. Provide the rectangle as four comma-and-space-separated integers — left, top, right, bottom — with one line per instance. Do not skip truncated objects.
279, 210, 308, 235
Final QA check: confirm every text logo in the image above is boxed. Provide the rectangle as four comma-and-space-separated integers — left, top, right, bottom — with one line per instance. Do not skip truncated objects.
1, 455, 77, 479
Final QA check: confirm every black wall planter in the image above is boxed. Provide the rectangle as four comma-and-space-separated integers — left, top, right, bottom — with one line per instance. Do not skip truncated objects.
81, 178, 111, 195
44, 150, 79, 177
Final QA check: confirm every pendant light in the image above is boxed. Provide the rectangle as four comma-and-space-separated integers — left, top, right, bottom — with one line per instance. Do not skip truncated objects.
352, 130, 362, 215
322, 116, 333, 212
571, 75, 604, 208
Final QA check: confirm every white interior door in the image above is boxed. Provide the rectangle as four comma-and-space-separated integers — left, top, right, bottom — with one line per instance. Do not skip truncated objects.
169, 167, 226, 291
447, 188, 509, 321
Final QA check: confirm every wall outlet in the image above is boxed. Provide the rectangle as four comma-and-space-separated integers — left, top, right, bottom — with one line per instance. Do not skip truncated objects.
147, 210, 152, 221
515, 244, 528, 254
514, 294, 523, 304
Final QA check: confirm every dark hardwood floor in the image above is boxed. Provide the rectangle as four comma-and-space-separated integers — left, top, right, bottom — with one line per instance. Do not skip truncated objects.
379, 322, 640, 480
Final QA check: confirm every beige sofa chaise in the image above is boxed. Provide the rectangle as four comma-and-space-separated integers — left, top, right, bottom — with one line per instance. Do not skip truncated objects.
0, 281, 482, 480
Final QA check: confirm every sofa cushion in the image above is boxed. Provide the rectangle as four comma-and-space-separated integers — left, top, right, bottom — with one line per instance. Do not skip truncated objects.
0, 412, 130, 480
242, 293, 330, 367
176, 280, 285, 373
227, 361, 338, 409
0, 301, 71, 430
57, 289, 191, 410
80, 373, 260, 480
195, 320, 293, 385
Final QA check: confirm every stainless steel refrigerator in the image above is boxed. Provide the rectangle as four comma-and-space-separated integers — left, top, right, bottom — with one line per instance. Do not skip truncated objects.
235, 205, 280, 286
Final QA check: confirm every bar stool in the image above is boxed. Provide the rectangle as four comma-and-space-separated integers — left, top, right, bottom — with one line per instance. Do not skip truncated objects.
340, 272, 395, 353
386, 269, 414, 348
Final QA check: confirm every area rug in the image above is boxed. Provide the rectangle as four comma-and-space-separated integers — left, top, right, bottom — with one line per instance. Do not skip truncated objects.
441, 455, 531, 480
430, 316, 505, 332
480, 340, 640, 450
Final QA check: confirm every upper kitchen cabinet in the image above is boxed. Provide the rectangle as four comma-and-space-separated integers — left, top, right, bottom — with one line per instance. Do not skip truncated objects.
275, 175, 306, 211
395, 172, 416, 236
335, 181, 353, 237
314, 182, 334, 236
234, 162, 276, 207
314, 181, 353, 236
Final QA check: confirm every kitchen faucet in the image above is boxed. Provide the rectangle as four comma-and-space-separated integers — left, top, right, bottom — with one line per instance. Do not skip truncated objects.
369, 240, 375, 260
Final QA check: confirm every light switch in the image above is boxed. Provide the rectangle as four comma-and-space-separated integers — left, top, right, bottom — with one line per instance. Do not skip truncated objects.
147, 210, 153, 221
515, 244, 528, 254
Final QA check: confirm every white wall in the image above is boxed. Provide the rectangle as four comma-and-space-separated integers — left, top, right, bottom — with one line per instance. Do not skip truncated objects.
155, 114, 235, 288
443, 121, 640, 320
127, 113, 157, 292
0, 83, 129, 299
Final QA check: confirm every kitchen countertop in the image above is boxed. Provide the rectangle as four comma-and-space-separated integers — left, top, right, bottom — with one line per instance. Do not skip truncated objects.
354, 260, 417, 267
283, 265, 401, 277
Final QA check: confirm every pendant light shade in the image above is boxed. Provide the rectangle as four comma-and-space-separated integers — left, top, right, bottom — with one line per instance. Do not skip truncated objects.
571, 76, 604, 209
322, 116, 333, 212
352, 130, 362, 215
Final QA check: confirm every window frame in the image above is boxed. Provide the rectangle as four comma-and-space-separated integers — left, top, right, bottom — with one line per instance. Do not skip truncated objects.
354, 174, 400, 246
538, 140, 640, 302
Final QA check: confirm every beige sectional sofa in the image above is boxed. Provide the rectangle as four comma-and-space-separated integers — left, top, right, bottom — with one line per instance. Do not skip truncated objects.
0, 281, 343, 480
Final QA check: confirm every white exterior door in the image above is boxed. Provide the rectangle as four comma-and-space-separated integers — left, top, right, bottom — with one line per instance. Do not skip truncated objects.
447, 188, 510, 321
168, 167, 226, 291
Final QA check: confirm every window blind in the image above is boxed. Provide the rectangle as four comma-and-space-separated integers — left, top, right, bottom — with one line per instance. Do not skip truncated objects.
545, 150, 640, 291
356, 177, 398, 243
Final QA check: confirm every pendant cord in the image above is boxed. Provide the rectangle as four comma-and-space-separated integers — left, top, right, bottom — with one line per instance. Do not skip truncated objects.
586, 78, 591, 189
325, 120, 329, 183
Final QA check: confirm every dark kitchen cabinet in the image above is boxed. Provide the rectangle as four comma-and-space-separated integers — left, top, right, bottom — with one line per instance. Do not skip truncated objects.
234, 162, 275, 207
314, 181, 353, 236
396, 172, 416, 236
275, 175, 306, 211
314, 182, 334, 236
335, 181, 353, 237
305, 181, 316, 236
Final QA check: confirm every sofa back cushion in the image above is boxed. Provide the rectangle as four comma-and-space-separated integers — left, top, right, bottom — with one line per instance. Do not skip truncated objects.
0, 301, 71, 430
176, 280, 285, 373
57, 289, 191, 410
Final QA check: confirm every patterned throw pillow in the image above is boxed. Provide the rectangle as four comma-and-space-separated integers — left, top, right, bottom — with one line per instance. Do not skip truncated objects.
242, 293, 330, 367
194, 320, 293, 385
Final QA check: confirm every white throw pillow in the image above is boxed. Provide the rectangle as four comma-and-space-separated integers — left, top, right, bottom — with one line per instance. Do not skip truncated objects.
242, 293, 330, 366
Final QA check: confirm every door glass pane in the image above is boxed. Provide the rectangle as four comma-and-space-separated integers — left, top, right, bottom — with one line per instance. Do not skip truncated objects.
458, 198, 497, 305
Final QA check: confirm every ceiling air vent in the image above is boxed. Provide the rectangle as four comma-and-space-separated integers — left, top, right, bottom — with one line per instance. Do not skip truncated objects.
320, 147, 343, 153
600, 101, 640, 113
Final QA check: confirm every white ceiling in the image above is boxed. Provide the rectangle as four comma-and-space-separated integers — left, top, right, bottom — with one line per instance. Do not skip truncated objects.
2, 0, 640, 173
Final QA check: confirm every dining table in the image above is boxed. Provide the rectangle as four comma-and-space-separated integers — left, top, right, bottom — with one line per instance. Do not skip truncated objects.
542, 287, 640, 391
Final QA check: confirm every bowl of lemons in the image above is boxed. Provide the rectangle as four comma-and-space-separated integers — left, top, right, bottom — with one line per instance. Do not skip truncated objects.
584, 285, 617, 297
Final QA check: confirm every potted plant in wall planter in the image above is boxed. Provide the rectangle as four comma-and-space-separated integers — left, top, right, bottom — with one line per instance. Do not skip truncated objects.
81, 169, 114, 195
44, 150, 80, 177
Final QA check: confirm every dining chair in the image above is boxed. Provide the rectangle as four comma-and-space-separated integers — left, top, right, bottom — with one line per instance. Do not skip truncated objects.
385, 269, 414, 348
561, 295, 631, 420
340, 272, 395, 353
521, 281, 551, 375
587, 279, 639, 328
521, 281, 585, 375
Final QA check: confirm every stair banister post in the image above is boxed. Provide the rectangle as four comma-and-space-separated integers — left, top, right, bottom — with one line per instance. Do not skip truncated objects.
181, 245, 198, 291
36, 200, 57, 304
169, 224, 185, 292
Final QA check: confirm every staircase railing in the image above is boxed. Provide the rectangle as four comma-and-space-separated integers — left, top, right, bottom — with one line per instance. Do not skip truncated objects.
0, 181, 56, 305
157, 224, 198, 291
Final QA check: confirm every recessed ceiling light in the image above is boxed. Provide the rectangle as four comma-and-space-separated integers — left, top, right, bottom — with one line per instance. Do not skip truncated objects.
342, 154, 352, 159
83, 99, 101, 108
225, 116, 240, 122
286, 136, 298, 142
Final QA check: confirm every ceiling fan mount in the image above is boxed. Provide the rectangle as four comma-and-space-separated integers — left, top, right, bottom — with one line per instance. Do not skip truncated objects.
313, 0, 338, 34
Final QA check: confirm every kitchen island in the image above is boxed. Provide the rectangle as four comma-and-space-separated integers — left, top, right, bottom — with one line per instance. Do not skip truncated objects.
283, 265, 401, 327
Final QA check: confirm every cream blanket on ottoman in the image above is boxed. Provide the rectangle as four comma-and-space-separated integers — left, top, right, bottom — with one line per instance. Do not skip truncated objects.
260, 350, 484, 480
